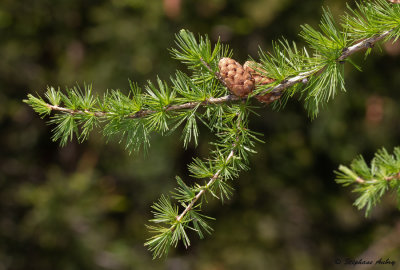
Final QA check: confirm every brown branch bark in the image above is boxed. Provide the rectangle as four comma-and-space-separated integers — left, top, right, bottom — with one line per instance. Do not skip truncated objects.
257, 30, 393, 102
47, 95, 240, 119
354, 171, 400, 184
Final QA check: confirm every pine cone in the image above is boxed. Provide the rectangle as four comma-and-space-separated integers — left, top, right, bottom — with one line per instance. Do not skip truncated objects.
243, 61, 275, 85
218, 58, 255, 97
244, 61, 277, 104
254, 92, 281, 104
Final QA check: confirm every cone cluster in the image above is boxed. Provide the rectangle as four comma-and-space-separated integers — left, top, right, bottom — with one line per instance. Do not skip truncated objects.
218, 58, 276, 103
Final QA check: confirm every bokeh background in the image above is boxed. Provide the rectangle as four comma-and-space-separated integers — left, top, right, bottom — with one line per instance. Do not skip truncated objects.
1, 0, 400, 269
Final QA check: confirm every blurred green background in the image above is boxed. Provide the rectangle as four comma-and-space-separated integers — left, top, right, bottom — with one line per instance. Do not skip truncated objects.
1, 0, 400, 269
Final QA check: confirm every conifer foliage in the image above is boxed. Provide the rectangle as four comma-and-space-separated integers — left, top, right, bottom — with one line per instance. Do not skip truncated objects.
24, 0, 400, 258
336, 147, 400, 217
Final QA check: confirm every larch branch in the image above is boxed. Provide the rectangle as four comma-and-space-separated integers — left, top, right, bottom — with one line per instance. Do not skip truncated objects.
175, 148, 236, 223
45, 29, 393, 118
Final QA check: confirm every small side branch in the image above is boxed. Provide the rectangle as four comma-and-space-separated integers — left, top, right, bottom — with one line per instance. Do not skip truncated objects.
173, 112, 242, 229
175, 149, 235, 223
336, 147, 400, 216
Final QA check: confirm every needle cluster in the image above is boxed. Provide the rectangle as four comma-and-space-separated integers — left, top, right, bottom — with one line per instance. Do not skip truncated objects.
336, 148, 400, 216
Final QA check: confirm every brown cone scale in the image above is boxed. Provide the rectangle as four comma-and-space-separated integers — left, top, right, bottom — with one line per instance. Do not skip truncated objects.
254, 92, 280, 104
218, 58, 255, 97
243, 61, 275, 85
243, 61, 277, 104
